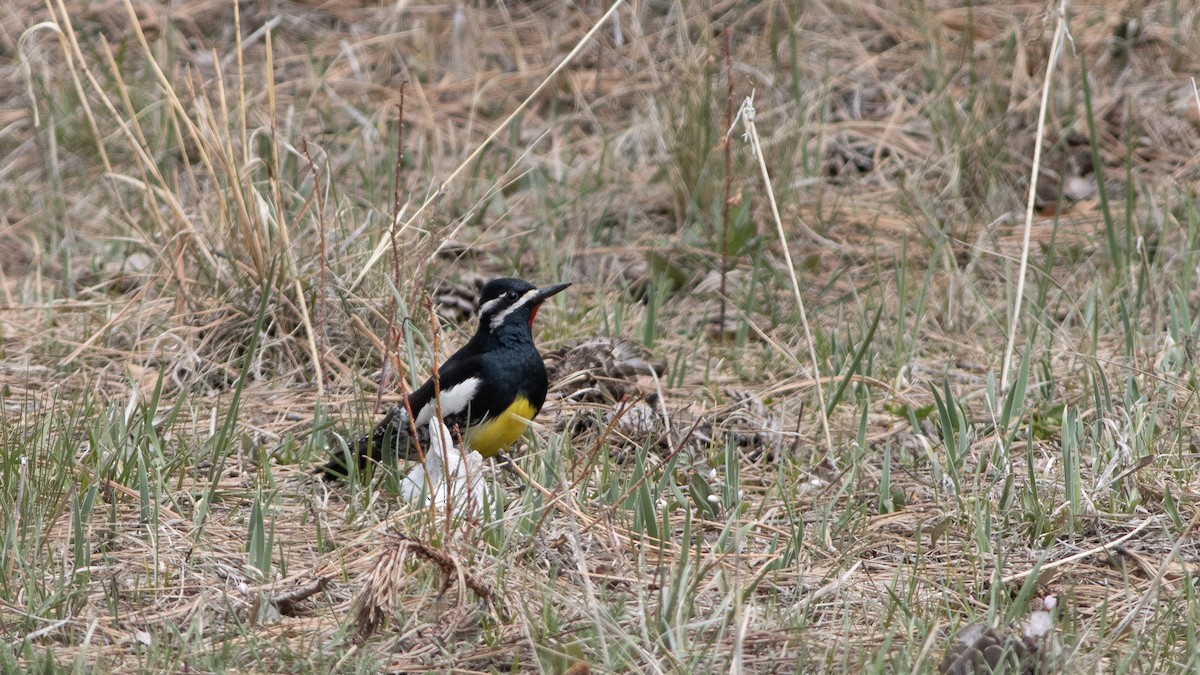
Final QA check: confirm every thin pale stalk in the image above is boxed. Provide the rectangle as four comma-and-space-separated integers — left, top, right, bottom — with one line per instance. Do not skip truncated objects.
1001, 0, 1069, 391
736, 96, 834, 456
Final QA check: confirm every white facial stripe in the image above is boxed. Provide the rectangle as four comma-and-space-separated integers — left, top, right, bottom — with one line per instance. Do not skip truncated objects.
415, 376, 482, 426
478, 297, 504, 317
489, 288, 540, 330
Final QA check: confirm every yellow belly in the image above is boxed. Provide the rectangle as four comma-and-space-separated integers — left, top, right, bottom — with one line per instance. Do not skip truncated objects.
464, 397, 536, 457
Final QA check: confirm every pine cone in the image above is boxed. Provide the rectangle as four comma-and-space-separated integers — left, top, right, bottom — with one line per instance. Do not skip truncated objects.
939, 621, 1046, 675
546, 336, 665, 402
433, 273, 487, 324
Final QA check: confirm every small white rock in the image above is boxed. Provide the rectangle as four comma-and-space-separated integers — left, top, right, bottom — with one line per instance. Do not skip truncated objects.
400, 419, 488, 512
1024, 610, 1053, 639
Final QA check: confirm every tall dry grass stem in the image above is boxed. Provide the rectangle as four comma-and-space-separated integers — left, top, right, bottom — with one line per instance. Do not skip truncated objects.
301, 139, 330, 384
378, 87, 409, 416
719, 30, 734, 330
1001, 0, 1069, 392
733, 95, 833, 457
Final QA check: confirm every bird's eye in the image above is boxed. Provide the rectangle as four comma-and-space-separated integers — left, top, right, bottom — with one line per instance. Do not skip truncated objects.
505, 291, 516, 299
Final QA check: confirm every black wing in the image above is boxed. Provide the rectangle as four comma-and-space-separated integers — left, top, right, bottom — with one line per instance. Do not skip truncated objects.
316, 351, 490, 479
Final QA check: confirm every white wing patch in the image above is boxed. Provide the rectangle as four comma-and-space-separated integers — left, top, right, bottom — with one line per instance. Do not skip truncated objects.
414, 376, 482, 426
489, 288, 540, 330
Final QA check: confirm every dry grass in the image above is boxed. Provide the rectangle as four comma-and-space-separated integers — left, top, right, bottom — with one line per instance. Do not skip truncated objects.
3, 0, 1200, 672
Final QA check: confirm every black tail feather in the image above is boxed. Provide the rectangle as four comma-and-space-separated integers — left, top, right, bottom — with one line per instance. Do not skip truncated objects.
314, 407, 421, 480
314, 433, 372, 480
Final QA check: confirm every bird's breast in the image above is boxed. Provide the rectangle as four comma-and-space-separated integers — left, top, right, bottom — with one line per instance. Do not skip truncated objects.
464, 396, 538, 457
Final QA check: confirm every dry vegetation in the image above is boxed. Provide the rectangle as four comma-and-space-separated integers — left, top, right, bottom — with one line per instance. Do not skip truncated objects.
2, 0, 1200, 672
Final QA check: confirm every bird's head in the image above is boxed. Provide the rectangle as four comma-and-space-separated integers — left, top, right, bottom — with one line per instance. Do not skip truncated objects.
476, 278, 570, 334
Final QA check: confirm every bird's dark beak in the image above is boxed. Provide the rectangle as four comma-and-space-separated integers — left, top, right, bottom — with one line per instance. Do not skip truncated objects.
528, 282, 570, 327
533, 282, 571, 305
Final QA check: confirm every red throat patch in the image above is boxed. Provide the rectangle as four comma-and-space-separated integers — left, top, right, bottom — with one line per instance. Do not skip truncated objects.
528, 304, 540, 327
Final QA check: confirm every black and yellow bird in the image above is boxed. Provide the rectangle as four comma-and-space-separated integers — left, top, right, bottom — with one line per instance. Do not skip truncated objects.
318, 277, 570, 479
